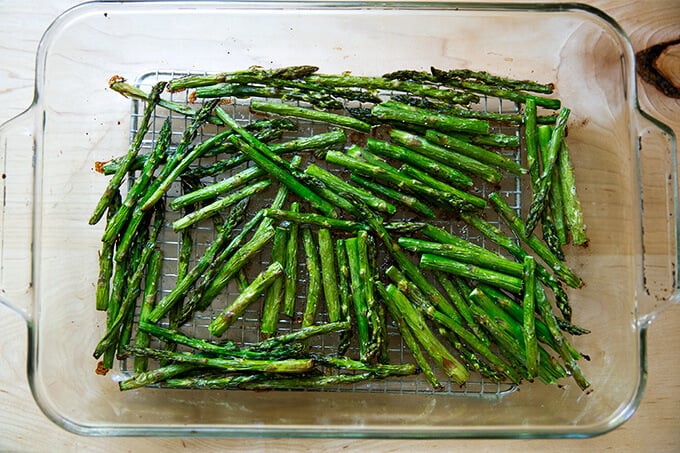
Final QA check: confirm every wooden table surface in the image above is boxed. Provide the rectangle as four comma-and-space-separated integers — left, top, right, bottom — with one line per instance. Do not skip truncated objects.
1, 1, 678, 451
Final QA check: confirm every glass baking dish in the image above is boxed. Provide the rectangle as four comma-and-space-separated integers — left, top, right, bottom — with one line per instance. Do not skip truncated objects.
0, 1, 677, 438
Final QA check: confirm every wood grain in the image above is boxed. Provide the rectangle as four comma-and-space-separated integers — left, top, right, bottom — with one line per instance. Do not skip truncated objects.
1, 1, 678, 451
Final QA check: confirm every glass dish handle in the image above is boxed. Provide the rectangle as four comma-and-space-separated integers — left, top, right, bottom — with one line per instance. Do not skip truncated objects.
0, 108, 34, 323
637, 109, 679, 328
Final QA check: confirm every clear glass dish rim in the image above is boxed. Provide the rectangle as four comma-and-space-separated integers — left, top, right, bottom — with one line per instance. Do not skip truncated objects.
11, 0, 677, 439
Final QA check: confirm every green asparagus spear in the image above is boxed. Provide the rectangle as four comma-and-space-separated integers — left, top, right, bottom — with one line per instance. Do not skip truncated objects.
96, 192, 121, 311
452, 68, 554, 93
176, 188, 195, 283
253, 321, 351, 351
357, 230, 385, 362
344, 236, 371, 360
166, 370, 409, 390
198, 225, 276, 314
172, 180, 271, 231
170, 166, 265, 210
556, 318, 591, 336
385, 68, 555, 94
250, 101, 372, 133
161, 374, 260, 390
301, 228, 322, 331
317, 228, 341, 323
399, 236, 523, 277
365, 137, 473, 189
425, 129, 526, 176
324, 150, 464, 210
269, 129, 346, 154
335, 239, 353, 355
399, 164, 486, 210
137, 322, 292, 360
225, 132, 335, 216
209, 261, 285, 336
89, 82, 165, 225
262, 208, 367, 232
558, 141, 588, 245
524, 107, 570, 235
195, 83, 343, 110
349, 174, 435, 218
372, 100, 489, 135
102, 118, 172, 243
488, 192, 583, 289
304, 163, 397, 215
431, 67, 561, 109
459, 210, 572, 319
166, 65, 320, 91
376, 277, 442, 389
535, 125, 566, 260
383, 221, 427, 234
522, 256, 538, 379
126, 345, 313, 373
535, 285, 590, 390
313, 356, 416, 376
101, 240, 129, 370
305, 73, 477, 104
434, 273, 489, 346
389, 129, 502, 185
261, 226, 288, 336
525, 97, 540, 191
283, 202, 300, 317
420, 253, 524, 294
119, 363, 196, 391
116, 291, 137, 360
389, 93, 526, 125
447, 131, 521, 149
134, 250, 163, 372
109, 76, 222, 124
537, 124, 568, 246
380, 282, 470, 384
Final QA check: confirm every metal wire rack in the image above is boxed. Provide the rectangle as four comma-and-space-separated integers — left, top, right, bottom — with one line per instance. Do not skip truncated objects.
117, 70, 524, 397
